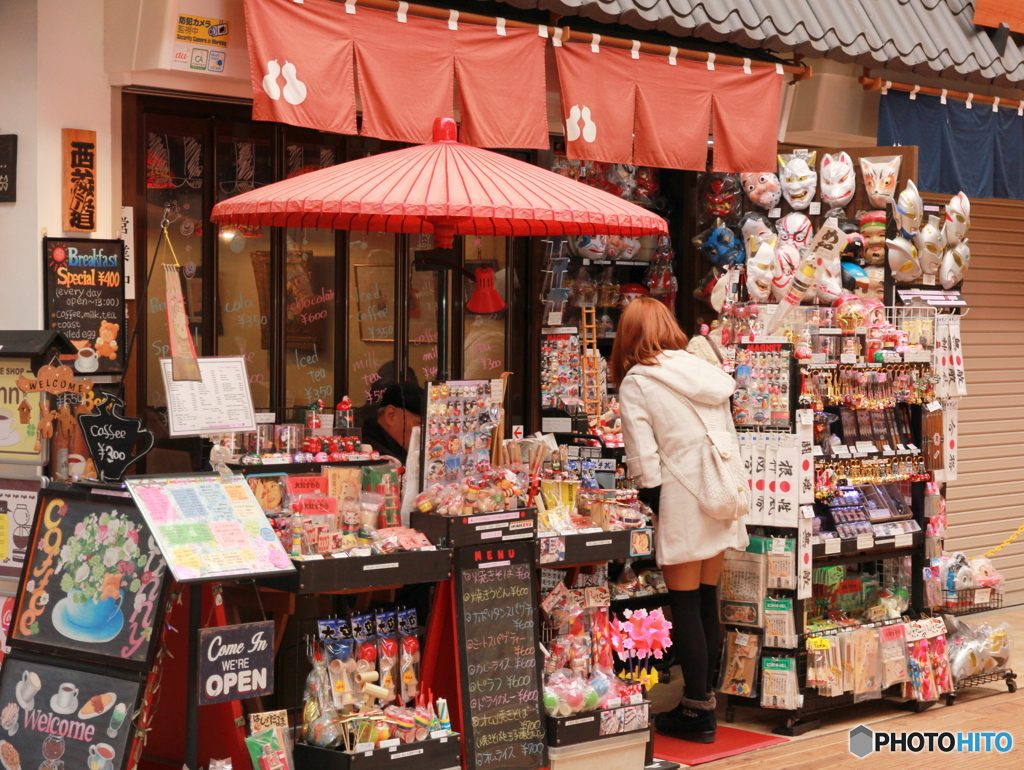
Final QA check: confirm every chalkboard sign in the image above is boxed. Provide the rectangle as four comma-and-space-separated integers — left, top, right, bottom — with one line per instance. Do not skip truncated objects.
0, 134, 16, 203
454, 546, 546, 770
43, 238, 126, 374
0, 652, 143, 770
78, 396, 155, 483
198, 620, 274, 705
9, 489, 168, 671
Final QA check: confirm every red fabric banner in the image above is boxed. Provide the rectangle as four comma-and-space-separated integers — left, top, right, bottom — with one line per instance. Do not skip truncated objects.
708, 66, 783, 173
243, 0, 357, 136
455, 26, 548, 149
555, 43, 636, 165
354, 8, 455, 144
556, 42, 782, 172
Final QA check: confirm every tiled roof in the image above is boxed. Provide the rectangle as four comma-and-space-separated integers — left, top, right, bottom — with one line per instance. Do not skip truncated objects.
490, 0, 1024, 85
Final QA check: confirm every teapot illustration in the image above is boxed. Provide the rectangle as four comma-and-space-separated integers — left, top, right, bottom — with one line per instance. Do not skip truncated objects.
76, 396, 155, 482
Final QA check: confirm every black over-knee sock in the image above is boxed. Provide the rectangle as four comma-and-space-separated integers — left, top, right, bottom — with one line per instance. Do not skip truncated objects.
667, 588, 708, 701
699, 583, 722, 693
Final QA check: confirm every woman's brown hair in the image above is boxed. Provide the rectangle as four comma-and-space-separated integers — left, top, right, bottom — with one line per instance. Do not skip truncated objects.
609, 296, 689, 386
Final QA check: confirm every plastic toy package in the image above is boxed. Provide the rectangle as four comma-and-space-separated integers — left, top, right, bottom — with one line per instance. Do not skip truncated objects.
851, 627, 882, 703
761, 656, 801, 710
718, 630, 761, 698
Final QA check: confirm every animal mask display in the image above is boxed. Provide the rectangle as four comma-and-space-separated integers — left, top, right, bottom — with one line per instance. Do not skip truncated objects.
860, 211, 888, 265
815, 254, 843, 304
914, 215, 946, 275
740, 172, 782, 209
820, 152, 855, 208
940, 240, 970, 289
778, 152, 817, 210
777, 212, 812, 249
887, 236, 922, 283
894, 179, 923, 237
943, 192, 971, 246
860, 155, 901, 208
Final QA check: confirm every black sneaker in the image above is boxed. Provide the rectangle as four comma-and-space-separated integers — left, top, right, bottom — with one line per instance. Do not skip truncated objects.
654, 696, 717, 744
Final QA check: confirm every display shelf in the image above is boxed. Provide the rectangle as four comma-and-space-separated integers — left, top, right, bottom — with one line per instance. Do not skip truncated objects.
411, 507, 537, 547
946, 669, 1017, 705
229, 459, 389, 474
937, 587, 1004, 616
255, 548, 452, 593
609, 593, 669, 612
293, 734, 462, 770
812, 530, 924, 561
546, 701, 651, 746
537, 529, 633, 567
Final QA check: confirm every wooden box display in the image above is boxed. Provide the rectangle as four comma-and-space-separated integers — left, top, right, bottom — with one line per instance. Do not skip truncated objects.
411, 507, 537, 547
536, 530, 634, 567
255, 549, 452, 594
546, 701, 651, 746
293, 733, 462, 770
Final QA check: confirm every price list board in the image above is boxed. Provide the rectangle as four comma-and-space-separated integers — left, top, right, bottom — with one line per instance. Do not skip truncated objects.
453, 546, 546, 770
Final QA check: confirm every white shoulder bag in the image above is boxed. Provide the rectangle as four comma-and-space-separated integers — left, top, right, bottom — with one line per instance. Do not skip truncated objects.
655, 388, 749, 522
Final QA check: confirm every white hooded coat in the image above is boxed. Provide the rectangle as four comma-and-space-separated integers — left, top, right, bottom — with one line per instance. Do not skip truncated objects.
619, 350, 749, 565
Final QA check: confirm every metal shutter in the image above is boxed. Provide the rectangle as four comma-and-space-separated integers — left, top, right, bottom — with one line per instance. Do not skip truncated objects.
923, 193, 1024, 607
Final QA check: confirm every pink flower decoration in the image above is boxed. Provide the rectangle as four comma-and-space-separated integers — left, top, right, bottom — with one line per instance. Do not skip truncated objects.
74, 522, 86, 537
118, 560, 133, 575
97, 524, 109, 543
127, 528, 139, 545
142, 571, 152, 585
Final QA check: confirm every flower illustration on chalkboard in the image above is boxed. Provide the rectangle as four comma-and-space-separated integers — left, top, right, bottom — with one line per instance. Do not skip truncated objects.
47, 510, 146, 643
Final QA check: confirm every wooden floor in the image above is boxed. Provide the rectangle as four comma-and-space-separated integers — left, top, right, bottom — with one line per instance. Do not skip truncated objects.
649, 604, 1024, 768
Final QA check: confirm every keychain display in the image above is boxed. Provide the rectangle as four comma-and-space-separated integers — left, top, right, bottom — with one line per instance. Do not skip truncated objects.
423, 380, 501, 483
541, 332, 582, 408
732, 344, 793, 428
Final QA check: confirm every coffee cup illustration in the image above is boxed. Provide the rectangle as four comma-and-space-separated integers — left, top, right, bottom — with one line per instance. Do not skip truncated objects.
0, 409, 16, 445
76, 347, 99, 373
87, 743, 116, 770
67, 454, 88, 477
16, 670, 40, 710
51, 683, 79, 715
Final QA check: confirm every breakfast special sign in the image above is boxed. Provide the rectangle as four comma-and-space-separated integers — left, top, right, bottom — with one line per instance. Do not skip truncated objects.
43, 238, 126, 375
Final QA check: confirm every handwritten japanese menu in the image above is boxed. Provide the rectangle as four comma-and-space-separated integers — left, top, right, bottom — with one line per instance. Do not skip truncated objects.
125, 475, 295, 583
160, 357, 256, 437
454, 547, 546, 770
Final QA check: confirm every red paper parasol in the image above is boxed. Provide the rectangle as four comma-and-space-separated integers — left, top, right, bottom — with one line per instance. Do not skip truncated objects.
211, 118, 667, 248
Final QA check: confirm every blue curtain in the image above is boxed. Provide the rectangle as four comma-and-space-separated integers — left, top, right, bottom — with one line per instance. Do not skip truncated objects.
878, 90, 1024, 199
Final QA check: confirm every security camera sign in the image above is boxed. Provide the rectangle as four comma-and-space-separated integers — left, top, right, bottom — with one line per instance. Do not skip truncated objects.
198, 621, 275, 705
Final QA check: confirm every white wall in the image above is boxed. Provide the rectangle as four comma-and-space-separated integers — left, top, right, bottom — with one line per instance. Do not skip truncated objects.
0, 0, 115, 331
0, 0, 42, 330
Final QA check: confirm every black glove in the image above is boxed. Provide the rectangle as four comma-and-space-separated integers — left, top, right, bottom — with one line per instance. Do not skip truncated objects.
637, 485, 661, 516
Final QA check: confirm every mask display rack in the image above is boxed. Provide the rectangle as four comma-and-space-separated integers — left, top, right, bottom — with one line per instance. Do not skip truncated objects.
699, 147, 1007, 735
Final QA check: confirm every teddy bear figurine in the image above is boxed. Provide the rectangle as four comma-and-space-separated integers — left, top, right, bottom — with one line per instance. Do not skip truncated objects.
95, 320, 119, 360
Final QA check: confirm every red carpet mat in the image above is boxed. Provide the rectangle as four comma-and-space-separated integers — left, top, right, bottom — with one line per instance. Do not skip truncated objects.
653, 726, 789, 766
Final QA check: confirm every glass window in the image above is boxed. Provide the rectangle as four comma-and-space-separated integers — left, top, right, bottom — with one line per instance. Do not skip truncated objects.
463, 236, 508, 380
348, 231, 396, 427
144, 129, 206, 417
284, 140, 338, 410
215, 126, 274, 408
408, 234, 443, 384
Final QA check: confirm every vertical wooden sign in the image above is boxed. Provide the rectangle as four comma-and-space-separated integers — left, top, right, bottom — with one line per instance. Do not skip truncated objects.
62, 128, 97, 232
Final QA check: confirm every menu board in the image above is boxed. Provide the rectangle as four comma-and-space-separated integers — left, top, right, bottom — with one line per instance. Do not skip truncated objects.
0, 477, 41, 579
43, 238, 126, 374
454, 546, 546, 770
9, 490, 167, 671
160, 356, 257, 437
126, 474, 295, 583
0, 653, 142, 770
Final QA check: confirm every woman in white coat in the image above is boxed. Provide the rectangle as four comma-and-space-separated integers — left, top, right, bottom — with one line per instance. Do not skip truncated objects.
612, 297, 748, 743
